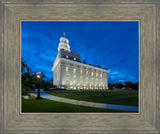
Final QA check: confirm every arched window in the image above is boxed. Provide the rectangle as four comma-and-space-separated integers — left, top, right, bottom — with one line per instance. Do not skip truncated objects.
80, 81, 83, 86
100, 83, 103, 87
91, 72, 94, 76
91, 82, 93, 87
86, 71, 88, 75
86, 81, 89, 86
73, 80, 76, 85
66, 80, 69, 85
73, 68, 76, 73
66, 67, 68, 72
96, 83, 98, 87
80, 70, 83, 74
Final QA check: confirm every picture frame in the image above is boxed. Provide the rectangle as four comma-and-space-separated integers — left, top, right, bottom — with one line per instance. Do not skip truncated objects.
1, 0, 159, 133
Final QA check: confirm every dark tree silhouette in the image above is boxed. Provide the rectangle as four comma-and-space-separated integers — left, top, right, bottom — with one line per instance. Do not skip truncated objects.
21, 58, 53, 91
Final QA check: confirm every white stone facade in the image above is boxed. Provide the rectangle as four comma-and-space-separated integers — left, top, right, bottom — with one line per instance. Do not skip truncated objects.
52, 33, 109, 90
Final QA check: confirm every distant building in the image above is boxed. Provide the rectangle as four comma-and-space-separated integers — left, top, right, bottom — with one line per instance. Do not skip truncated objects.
52, 33, 109, 90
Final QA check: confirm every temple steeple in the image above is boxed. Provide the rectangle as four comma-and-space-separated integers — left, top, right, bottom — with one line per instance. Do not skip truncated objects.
58, 32, 71, 52
63, 32, 65, 37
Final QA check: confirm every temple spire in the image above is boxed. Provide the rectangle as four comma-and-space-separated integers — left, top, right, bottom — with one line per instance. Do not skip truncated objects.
63, 32, 65, 37
58, 32, 71, 52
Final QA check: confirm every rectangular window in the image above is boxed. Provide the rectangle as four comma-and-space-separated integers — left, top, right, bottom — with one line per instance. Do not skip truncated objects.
73, 68, 76, 73
86, 81, 88, 86
91, 72, 94, 76
100, 74, 102, 77
96, 73, 98, 77
80, 70, 83, 74
80, 76, 83, 79
74, 75, 76, 78
80, 81, 83, 85
74, 80, 76, 85
66, 67, 68, 72
91, 82, 93, 86
86, 71, 88, 75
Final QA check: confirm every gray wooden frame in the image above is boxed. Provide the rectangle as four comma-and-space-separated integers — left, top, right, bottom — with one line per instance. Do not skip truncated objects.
1, 0, 159, 133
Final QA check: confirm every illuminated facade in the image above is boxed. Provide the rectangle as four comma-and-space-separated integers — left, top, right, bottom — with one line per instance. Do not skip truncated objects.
52, 33, 109, 90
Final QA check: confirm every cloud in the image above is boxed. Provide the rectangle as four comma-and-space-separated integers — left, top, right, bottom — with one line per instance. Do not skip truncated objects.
108, 69, 138, 83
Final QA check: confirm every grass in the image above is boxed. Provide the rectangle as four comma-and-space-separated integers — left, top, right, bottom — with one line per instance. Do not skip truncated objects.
47, 90, 138, 106
22, 97, 134, 113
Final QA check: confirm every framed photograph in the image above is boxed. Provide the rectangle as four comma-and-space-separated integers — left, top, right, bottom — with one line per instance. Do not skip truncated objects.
1, 0, 159, 133
21, 21, 139, 113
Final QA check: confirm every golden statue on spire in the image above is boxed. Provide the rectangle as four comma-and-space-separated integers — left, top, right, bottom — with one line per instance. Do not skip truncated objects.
63, 32, 65, 37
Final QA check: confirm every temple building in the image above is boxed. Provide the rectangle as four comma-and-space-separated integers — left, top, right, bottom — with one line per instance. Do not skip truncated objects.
52, 33, 109, 90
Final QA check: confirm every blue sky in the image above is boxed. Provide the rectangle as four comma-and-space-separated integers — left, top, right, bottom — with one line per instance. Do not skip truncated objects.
21, 21, 139, 83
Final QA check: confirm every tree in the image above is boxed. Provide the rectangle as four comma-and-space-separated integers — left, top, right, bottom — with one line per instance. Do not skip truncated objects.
21, 58, 42, 91
115, 83, 124, 88
22, 58, 54, 91
124, 81, 133, 88
21, 58, 33, 91
108, 83, 113, 90
21, 58, 31, 75
124, 81, 139, 90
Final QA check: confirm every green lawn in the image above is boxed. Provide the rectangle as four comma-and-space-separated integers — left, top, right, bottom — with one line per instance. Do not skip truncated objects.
22, 97, 133, 113
47, 90, 138, 106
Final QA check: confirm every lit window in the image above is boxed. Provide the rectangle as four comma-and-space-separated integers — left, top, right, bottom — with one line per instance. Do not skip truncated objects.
100, 74, 102, 77
91, 78, 94, 80
80, 76, 83, 79
96, 73, 98, 77
66, 80, 69, 85
86, 71, 88, 75
66, 55, 69, 58
74, 80, 76, 85
73, 68, 76, 73
91, 82, 93, 86
74, 75, 76, 78
80, 70, 83, 74
86, 77, 88, 79
80, 81, 83, 85
91, 72, 94, 76
66, 67, 68, 72
74, 58, 76, 60
86, 82, 88, 86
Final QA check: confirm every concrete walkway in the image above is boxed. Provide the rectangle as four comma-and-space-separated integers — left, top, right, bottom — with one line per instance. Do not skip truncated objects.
37, 90, 138, 112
